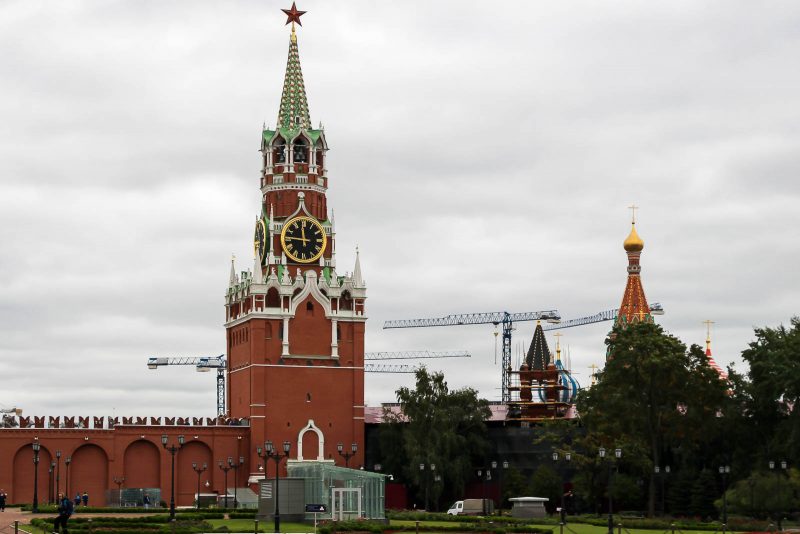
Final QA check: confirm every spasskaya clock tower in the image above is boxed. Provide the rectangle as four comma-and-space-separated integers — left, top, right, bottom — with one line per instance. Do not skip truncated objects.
224, 5, 366, 478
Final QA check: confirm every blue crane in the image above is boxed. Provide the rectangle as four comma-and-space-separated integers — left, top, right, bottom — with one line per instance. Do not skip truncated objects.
145, 350, 471, 415
147, 355, 226, 416
383, 304, 663, 402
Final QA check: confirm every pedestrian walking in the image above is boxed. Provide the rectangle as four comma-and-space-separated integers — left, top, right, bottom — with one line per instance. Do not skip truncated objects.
82, 491, 88, 506
143, 493, 151, 509
0, 489, 7, 511
74, 493, 81, 507
54, 492, 73, 533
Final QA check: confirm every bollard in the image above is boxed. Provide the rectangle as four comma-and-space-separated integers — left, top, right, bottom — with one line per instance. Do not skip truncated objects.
671, 522, 676, 534
14, 520, 19, 534
88, 517, 93, 534
416, 520, 420, 534
254, 518, 259, 533
617, 523, 622, 534
560, 521, 564, 534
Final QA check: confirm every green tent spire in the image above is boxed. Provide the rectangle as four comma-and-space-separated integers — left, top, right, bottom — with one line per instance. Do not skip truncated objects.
276, 29, 311, 130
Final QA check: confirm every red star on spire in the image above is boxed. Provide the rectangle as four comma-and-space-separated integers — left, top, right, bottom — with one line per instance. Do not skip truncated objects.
281, 2, 306, 26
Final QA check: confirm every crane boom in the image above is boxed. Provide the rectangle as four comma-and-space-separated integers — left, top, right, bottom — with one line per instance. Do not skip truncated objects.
364, 350, 471, 361
365, 363, 415, 373
541, 303, 664, 331
382, 303, 664, 402
383, 310, 560, 402
147, 355, 226, 416
383, 310, 560, 329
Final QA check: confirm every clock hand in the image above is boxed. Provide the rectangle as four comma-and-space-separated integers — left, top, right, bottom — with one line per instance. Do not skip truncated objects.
286, 235, 309, 244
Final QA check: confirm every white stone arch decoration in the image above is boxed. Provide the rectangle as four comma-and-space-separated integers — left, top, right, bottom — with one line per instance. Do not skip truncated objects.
288, 270, 332, 316
296, 419, 325, 461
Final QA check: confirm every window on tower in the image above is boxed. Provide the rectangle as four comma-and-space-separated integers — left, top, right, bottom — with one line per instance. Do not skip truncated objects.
266, 288, 280, 308
293, 138, 308, 163
273, 138, 286, 164
315, 140, 324, 171
340, 291, 353, 311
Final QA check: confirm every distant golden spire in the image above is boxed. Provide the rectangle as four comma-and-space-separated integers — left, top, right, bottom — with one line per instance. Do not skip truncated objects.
554, 333, 563, 361
704, 319, 715, 353
589, 363, 599, 385
623, 204, 644, 252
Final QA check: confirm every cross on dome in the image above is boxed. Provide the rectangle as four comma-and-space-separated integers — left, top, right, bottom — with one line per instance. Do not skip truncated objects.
628, 203, 639, 223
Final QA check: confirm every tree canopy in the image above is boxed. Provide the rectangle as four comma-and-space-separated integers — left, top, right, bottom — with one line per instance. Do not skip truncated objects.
576, 321, 729, 516
379, 366, 491, 510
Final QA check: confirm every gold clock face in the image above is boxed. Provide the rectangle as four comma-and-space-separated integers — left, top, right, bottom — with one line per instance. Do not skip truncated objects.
254, 219, 267, 260
280, 216, 327, 263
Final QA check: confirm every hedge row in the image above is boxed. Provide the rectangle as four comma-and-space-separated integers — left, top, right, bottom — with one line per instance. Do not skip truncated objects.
318, 519, 552, 534
570, 514, 770, 532
23, 504, 168, 513
30, 517, 213, 534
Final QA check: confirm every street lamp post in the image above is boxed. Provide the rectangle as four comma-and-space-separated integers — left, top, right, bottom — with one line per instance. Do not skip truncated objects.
161, 434, 185, 521
337, 442, 357, 468
192, 463, 207, 510
419, 463, 436, 511
113, 476, 125, 507
653, 466, 671, 516
55, 450, 62, 497
553, 452, 572, 525
496, 460, 509, 515
476, 469, 491, 515
599, 447, 622, 534
32, 440, 41, 513
218, 459, 233, 509
49, 462, 55, 504
718, 465, 730, 533
258, 440, 291, 533
229, 456, 244, 509
65, 457, 71, 498
769, 460, 788, 530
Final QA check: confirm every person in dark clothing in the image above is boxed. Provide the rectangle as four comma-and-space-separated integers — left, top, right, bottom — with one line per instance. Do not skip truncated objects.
81, 492, 88, 506
54, 492, 73, 533
0, 489, 7, 511
74, 493, 80, 507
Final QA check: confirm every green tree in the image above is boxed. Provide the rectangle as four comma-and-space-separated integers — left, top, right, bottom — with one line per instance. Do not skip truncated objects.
576, 322, 728, 517
740, 318, 800, 467
721, 470, 798, 519
690, 469, 718, 520
531, 464, 562, 514
381, 367, 491, 510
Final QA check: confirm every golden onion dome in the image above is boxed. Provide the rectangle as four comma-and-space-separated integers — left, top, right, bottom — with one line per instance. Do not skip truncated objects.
623, 223, 644, 252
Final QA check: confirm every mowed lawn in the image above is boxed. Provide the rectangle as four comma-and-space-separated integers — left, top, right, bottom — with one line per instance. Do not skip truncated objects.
206, 518, 314, 532
206, 518, 745, 534
391, 520, 742, 534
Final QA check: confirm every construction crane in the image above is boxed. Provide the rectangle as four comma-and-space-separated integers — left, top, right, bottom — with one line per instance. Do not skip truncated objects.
384, 310, 561, 402
365, 363, 415, 373
144, 351, 466, 414
364, 350, 471, 360
541, 302, 664, 331
383, 304, 664, 402
147, 355, 226, 416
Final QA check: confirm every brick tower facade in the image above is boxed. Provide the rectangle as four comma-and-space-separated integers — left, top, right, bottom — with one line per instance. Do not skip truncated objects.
224, 22, 366, 480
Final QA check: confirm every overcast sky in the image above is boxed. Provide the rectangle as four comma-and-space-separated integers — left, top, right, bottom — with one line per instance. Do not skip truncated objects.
1, 1, 799, 417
